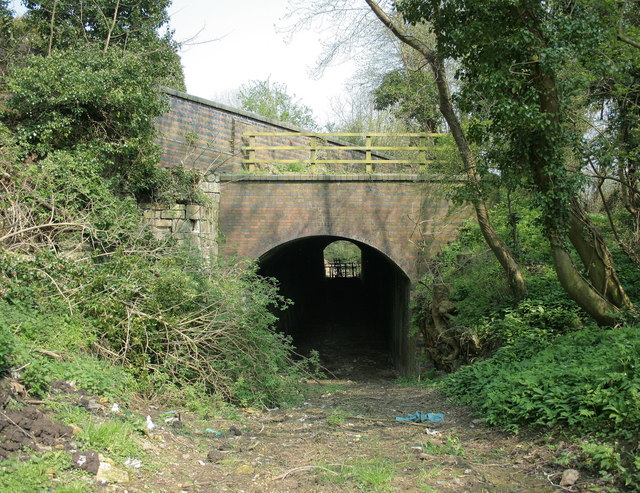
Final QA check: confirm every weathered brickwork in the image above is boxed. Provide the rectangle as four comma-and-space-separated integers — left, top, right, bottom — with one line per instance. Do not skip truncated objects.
156, 88, 381, 174
153, 89, 468, 280
218, 174, 468, 281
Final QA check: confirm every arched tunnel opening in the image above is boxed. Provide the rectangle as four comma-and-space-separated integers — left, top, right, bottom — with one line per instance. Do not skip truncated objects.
258, 236, 414, 380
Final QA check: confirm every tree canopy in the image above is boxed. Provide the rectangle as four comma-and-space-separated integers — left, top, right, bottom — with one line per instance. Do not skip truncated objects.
234, 78, 318, 129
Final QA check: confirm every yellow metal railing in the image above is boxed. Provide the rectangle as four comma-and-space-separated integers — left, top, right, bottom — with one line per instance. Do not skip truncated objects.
242, 132, 447, 173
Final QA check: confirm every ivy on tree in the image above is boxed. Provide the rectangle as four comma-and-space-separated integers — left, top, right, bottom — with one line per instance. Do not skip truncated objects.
395, 0, 636, 324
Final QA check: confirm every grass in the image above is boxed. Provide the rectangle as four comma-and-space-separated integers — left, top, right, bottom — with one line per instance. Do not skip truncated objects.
326, 407, 348, 427
323, 458, 396, 492
81, 418, 143, 459
0, 452, 94, 493
418, 466, 444, 492
54, 403, 144, 461
421, 435, 465, 456
394, 371, 443, 388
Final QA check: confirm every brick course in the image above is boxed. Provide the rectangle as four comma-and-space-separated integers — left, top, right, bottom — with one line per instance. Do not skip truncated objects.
218, 174, 467, 281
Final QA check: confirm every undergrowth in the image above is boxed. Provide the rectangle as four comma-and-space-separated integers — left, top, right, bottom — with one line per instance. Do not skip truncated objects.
421, 199, 640, 487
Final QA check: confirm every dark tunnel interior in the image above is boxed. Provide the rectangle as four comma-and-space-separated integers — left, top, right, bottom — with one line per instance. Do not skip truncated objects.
258, 236, 414, 380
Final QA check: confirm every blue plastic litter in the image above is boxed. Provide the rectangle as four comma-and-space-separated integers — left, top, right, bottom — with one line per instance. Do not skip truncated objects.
395, 411, 444, 424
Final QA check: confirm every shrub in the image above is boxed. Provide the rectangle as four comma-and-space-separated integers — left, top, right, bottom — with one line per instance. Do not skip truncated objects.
445, 325, 640, 487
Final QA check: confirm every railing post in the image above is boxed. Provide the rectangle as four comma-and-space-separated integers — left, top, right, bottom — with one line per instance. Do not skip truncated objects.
419, 134, 427, 173
310, 135, 317, 173
247, 134, 256, 172
365, 135, 372, 173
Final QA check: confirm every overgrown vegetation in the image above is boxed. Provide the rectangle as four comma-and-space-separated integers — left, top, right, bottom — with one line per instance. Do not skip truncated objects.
2, 0, 640, 490
412, 200, 640, 487
0, 0, 319, 414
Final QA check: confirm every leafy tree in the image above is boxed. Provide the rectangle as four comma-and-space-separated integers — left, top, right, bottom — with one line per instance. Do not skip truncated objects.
234, 78, 318, 129
19, 0, 184, 89
5, 46, 168, 196
584, 1, 640, 261
364, 0, 528, 301
395, 0, 635, 324
0, 1, 14, 78
373, 67, 440, 132
3, 0, 185, 196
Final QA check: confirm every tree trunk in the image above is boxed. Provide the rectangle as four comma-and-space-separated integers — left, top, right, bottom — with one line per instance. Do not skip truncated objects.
568, 200, 634, 310
104, 0, 121, 52
531, 63, 634, 323
47, 0, 57, 56
549, 237, 618, 326
430, 56, 527, 301
365, 0, 527, 301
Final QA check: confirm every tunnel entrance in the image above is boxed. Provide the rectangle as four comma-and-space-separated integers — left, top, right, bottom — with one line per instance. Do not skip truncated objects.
258, 236, 414, 380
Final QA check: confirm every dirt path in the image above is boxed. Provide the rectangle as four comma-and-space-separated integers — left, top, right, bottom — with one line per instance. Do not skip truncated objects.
0, 326, 598, 491
129, 375, 584, 492
119, 324, 600, 493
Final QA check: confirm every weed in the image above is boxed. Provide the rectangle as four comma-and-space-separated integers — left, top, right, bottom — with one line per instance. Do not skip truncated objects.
421, 436, 465, 456
285, 162, 307, 173
554, 451, 578, 467
55, 408, 144, 462
323, 458, 396, 492
0, 452, 94, 492
82, 418, 143, 459
394, 373, 442, 387
418, 466, 444, 492
327, 408, 348, 427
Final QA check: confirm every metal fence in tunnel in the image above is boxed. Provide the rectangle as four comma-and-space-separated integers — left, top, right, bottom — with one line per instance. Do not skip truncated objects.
324, 260, 361, 278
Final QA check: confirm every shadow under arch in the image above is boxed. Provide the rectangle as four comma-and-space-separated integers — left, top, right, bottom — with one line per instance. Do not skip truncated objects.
258, 235, 415, 379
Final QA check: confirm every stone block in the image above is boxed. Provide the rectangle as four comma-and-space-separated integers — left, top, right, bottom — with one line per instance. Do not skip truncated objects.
160, 209, 186, 220
152, 219, 173, 229
185, 205, 204, 220
173, 219, 193, 234
200, 181, 220, 194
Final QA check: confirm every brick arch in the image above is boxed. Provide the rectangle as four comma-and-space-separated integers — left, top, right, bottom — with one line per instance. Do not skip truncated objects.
255, 234, 409, 280
218, 174, 467, 282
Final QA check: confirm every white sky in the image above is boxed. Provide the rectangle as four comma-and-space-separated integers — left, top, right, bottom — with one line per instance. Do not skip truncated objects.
170, 0, 356, 126
9, 0, 357, 126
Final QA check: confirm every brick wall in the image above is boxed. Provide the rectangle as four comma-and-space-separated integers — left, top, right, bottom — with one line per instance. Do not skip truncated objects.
218, 174, 468, 281
153, 89, 469, 280
156, 88, 383, 174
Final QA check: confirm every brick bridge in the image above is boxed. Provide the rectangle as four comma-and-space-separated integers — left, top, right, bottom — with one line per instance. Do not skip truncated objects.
155, 88, 468, 375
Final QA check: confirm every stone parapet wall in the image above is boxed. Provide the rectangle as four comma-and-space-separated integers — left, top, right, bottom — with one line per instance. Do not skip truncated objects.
139, 174, 220, 258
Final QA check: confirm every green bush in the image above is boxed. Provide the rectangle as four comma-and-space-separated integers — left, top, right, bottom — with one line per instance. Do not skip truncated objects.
0, 301, 95, 353
16, 351, 133, 399
445, 325, 640, 486
478, 295, 583, 349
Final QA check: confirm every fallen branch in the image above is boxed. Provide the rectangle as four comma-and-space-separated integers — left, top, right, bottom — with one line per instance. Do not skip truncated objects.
0, 410, 37, 442
37, 349, 63, 359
